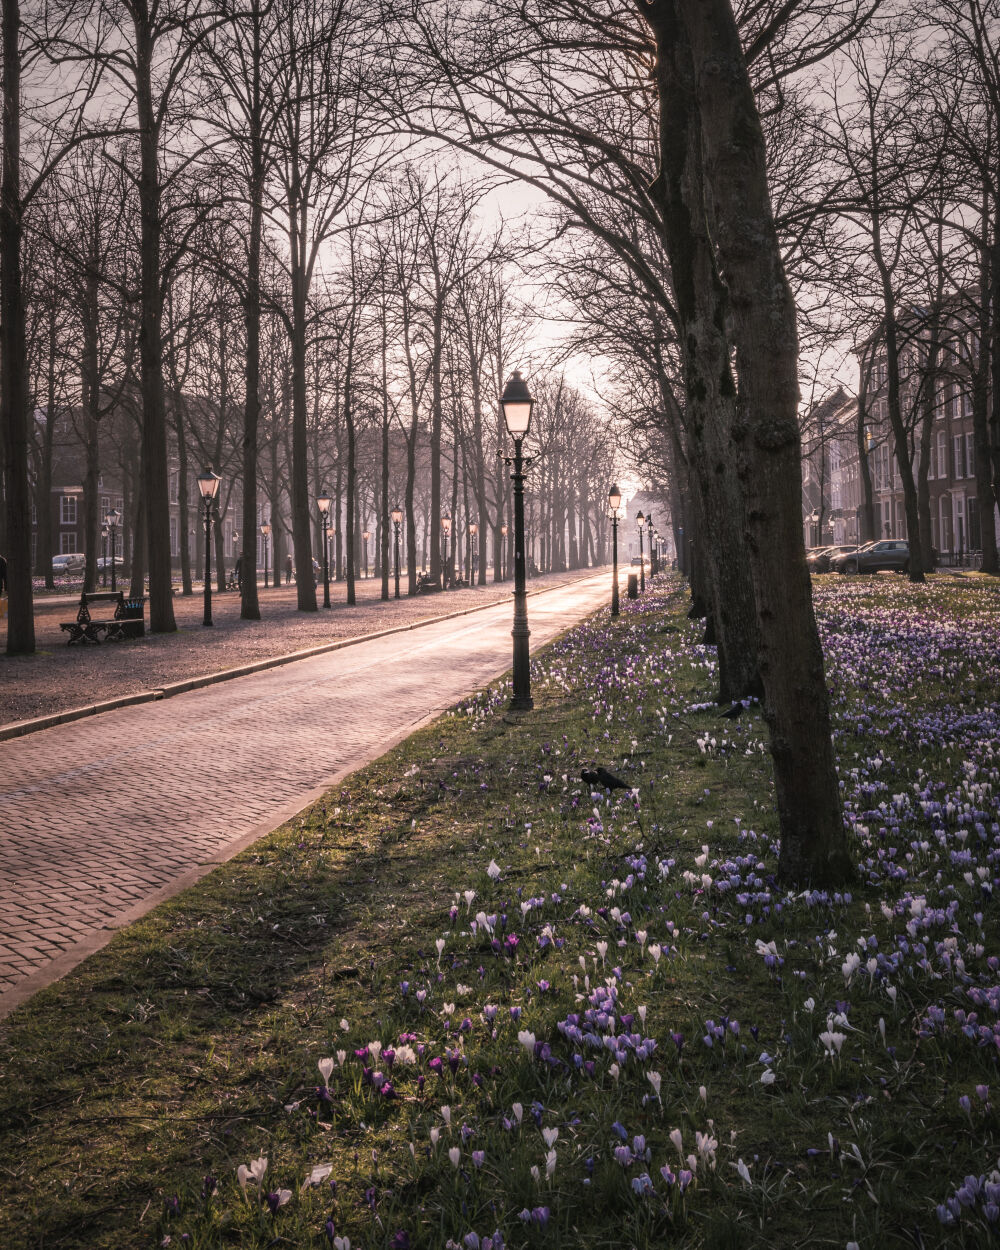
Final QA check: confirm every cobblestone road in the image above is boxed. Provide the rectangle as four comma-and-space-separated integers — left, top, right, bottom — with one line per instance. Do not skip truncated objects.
0, 577, 606, 1010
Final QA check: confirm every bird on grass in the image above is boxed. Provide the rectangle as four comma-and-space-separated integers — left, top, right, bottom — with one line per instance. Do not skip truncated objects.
718, 699, 753, 720
581, 766, 630, 791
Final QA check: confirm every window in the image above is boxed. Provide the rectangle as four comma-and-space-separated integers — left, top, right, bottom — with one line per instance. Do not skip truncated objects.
937, 431, 947, 481
953, 435, 966, 479
939, 495, 952, 551
60, 494, 77, 525
170, 516, 179, 557
966, 433, 975, 479
60, 531, 77, 553
929, 437, 938, 480
968, 497, 980, 550
169, 471, 179, 504
961, 390, 973, 419
101, 495, 110, 515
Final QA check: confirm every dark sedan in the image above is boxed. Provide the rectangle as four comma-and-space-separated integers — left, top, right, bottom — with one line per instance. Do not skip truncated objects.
807, 544, 856, 573
832, 539, 910, 574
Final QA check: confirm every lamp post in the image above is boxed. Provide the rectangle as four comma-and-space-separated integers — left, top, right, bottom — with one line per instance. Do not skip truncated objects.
317, 487, 332, 607
469, 521, 478, 586
647, 512, 655, 577
101, 525, 109, 587
391, 505, 402, 599
501, 370, 534, 711
501, 523, 508, 581
609, 483, 621, 616
260, 522, 271, 588
105, 507, 121, 593
636, 510, 645, 592
362, 529, 370, 579
442, 513, 452, 588
197, 468, 221, 626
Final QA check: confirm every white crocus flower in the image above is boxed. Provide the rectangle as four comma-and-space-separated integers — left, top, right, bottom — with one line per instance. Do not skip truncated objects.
304, 1164, 333, 1187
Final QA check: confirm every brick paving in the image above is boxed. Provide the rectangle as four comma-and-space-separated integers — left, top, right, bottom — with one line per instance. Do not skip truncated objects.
0, 575, 607, 1011
1, 568, 598, 727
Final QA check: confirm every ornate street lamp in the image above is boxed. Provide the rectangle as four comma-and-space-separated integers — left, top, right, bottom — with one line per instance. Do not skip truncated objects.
500, 370, 535, 710
469, 521, 478, 586
442, 513, 452, 588
362, 529, 370, 579
608, 484, 622, 616
391, 505, 403, 599
260, 522, 271, 588
317, 487, 332, 607
501, 522, 508, 582
104, 507, 122, 593
635, 509, 646, 593
101, 524, 109, 588
646, 512, 655, 577
197, 468, 221, 626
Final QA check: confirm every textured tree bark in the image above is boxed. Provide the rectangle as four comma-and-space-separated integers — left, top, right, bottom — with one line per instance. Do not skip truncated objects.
241, 175, 263, 618
38, 303, 56, 587
134, 10, 176, 633
1, 0, 35, 654
80, 283, 101, 594
289, 254, 317, 610
642, 0, 761, 704
675, 0, 852, 884
380, 311, 390, 601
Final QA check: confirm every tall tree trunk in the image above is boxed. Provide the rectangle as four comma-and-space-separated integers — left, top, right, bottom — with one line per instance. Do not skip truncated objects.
81, 268, 102, 594
241, 168, 263, 616
672, 0, 852, 884
39, 298, 57, 586
177, 412, 192, 594
288, 213, 317, 610
134, 13, 176, 632
1, 0, 34, 653
429, 307, 444, 585
642, 0, 760, 702
380, 309, 390, 600
344, 342, 356, 606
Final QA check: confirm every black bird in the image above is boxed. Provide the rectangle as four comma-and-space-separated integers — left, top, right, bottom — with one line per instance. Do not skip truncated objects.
719, 700, 749, 720
581, 766, 630, 791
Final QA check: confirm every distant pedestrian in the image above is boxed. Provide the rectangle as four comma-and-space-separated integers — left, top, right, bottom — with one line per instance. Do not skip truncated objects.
235, 551, 244, 593
285, 554, 293, 584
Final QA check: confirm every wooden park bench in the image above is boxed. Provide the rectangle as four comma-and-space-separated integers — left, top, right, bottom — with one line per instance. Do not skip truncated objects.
60, 590, 146, 645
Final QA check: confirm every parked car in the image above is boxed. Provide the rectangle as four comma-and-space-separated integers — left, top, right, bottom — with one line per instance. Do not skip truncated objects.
832, 539, 910, 575
807, 544, 856, 573
51, 553, 85, 574
96, 556, 126, 572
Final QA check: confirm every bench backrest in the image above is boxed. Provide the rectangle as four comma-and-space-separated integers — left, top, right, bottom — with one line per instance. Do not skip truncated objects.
80, 591, 122, 606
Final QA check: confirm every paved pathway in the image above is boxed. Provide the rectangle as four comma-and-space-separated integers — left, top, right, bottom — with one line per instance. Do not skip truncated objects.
0, 576, 606, 1012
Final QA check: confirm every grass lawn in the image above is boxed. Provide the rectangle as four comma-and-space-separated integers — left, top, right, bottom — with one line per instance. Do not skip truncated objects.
1, 572, 999, 1249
